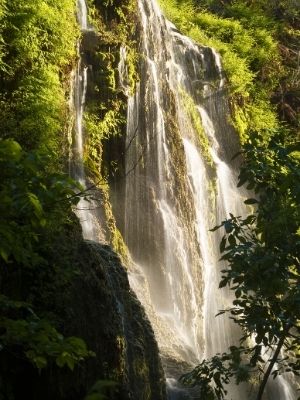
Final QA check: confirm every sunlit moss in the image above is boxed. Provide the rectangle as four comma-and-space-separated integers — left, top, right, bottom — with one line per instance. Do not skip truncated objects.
158, 0, 282, 142
0, 0, 79, 157
180, 88, 215, 167
101, 183, 130, 265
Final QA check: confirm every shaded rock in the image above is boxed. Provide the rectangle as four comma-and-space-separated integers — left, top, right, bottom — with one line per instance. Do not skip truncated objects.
44, 240, 167, 400
0, 218, 166, 400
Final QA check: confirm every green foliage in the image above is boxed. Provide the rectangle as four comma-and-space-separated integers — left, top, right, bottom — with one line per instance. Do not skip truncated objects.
86, 0, 139, 94
232, 98, 279, 142
84, 380, 118, 400
0, 139, 83, 266
181, 347, 253, 398
101, 183, 130, 264
0, 0, 77, 71
158, 0, 284, 141
80, 0, 138, 182
0, 0, 79, 153
182, 130, 300, 398
0, 66, 66, 151
0, 294, 93, 370
0, 139, 93, 373
77, 0, 137, 257
84, 101, 125, 178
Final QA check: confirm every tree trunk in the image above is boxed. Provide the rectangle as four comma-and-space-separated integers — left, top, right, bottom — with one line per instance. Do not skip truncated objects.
256, 329, 289, 400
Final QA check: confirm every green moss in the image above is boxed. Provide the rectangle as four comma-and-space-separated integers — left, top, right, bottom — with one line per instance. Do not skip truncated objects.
246, 100, 278, 136
231, 103, 248, 143
132, 357, 151, 399
86, 0, 139, 93
208, 177, 217, 222
231, 98, 278, 143
84, 100, 125, 178
180, 88, 215, 167
101, 183, 130, 265
158, 0, 282, 142
115, 335, 127, 379
77, 0, 138, 263
125, 45, 140, 95
0, 0, 79, 159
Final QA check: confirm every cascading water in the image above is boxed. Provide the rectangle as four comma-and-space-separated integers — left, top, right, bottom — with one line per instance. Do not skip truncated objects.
117, 0, 297, 399
72, 0, 101, 241
77, 0, 88, 31
73, 0, 296, 398
120, 0, 238, 390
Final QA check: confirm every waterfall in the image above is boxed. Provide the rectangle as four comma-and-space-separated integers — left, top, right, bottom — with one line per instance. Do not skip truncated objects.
122, 0, 235, 359
77, 0, 88, 31
72, 0, 296, 398
71, 0, 101, 241
122, 0, 239, 385
118, 0, 297, 399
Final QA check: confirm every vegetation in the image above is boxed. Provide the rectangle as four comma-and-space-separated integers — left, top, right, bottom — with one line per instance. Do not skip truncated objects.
158, 0, 299, 142
0, 0, 299, 398
0, 139, 95, 380
156, 0, 300, 398
0, 0, 96, 397
78, 0, 138, 258
181, 130, 300, 398
84, 0, 138, 172
0, 0, 137, 390
180, 87, 215, 167
0, 0, 79, 157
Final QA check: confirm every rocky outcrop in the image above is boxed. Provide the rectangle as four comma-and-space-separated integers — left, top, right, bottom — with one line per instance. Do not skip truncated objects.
0, 213, 166, 400
49, 239, 166, 400
59, 240, 167, 400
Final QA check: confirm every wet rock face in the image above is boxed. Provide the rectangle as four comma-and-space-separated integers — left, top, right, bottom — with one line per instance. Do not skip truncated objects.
25, 241, 166, 400
72, 241, 167, 400
57, 241, 166, 400
0, 207, 166, 400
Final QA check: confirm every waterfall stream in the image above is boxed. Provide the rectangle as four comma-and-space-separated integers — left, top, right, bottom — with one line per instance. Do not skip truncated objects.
119, 0, 297, 399
72, 0, 101, 241
121, 0, 246, 395
73, 0, 296, 398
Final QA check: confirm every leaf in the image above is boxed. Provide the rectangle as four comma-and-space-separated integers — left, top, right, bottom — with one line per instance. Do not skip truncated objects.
224, 221, 233, 234
238, 236, 247, 244
219, 279, 228, 288
244, 198, 258, 205
228, 235, 236, 246
213, 371, 221, 386
0, 139, 22, 161
56, 355, 65, 368
237, 175, 248, 187
243, 215, 256, 225
33, 356, 47, 370
0, 248, 9, 263
66, 357, 75, 371
220, 237, 227, 253
210, 224, 221, 232
28, 192, 43, 218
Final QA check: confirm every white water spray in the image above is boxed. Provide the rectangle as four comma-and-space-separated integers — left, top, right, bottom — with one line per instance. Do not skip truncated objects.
77, 0, 88, 31
72, 0, 297, 397
72, 0, 101, 241
119, 0, 297, 399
